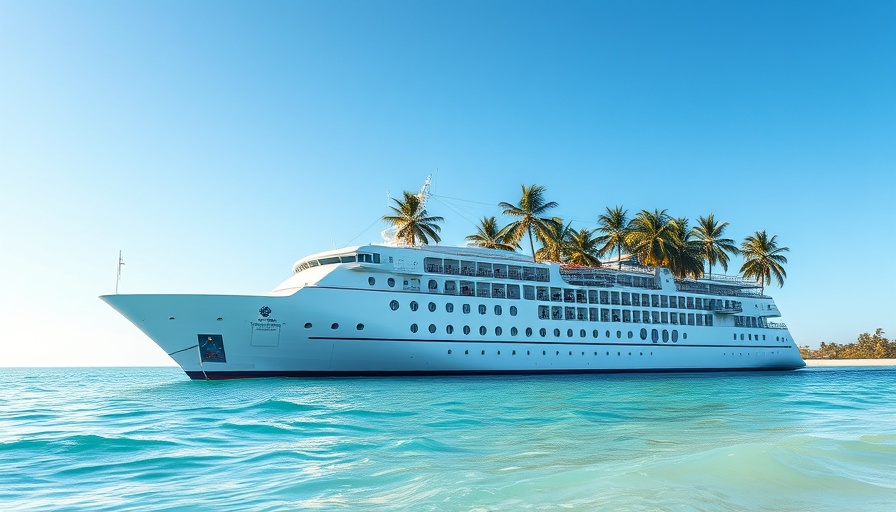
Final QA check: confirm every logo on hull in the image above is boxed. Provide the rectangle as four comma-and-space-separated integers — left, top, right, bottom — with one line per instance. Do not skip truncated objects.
259, 306, 272, 318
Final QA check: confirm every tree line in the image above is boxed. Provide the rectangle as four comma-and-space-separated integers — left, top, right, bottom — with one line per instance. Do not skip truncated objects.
383, 183, 789, 291
800, 329, 894, 359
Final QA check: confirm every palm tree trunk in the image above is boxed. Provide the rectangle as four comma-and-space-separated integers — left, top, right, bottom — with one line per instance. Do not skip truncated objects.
617, 245, 621, 270
528, 225, 537, 262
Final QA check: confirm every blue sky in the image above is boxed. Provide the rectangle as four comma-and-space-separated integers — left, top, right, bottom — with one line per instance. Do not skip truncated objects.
1, 1, 893, 366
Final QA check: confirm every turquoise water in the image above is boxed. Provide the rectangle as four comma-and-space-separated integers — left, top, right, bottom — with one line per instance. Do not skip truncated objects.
1, 367, 894, 511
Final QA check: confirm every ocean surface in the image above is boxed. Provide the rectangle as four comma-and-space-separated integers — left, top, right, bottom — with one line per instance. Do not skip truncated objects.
1, 367, 894, 511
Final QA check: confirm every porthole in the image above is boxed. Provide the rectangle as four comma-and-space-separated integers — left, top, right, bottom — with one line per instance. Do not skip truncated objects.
556, 351, 560, 356
495, 326, 502, 336
627, 331, 633, 339
569, 351, 573, 356
605, 330, 611, 338
510, 306, 517, 316
331, 323, 339, 330
428, 302, 436, 312
410, 323, 418, 333
429, 324, 436, 333
494, 305, 502, 315
540, 328, 547, 337
567, 329, 573, 338
526, 327, 533, 337
410, 301, 419, 312
511, 327, 518, 336
463, 304, 471, 314
662, 329, 669, 343
479, 326, 487, 335
593, 329, 599, 338
478, 304, 487, 315
497, 351, 501, 355
447, 325, 454, 334
446, 303, 454, 313
616, 330, 622, 339
512, 350, 516, 355
390, 300, 399, 311
554, 328, 561, 337
652, 329, 659, 343
683, 332, 688, 340
776, 336, 780, 341
465, 350, 469, 354
356, 323, 364, 330
733, 333, 737, 340
387, 277, 395, 287
740, 333, 744, 340
463, 325, 471, 335
672, 330, 678, 342
428, 279, 437, 290
448, 349, 452, 354
580, 329, 586, 338
481, 350, 486, 355
640, 328, 647, 340
304, 322, 312, 329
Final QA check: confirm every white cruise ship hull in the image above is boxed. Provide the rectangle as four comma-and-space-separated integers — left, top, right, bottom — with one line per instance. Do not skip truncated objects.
101, 283, 805, 380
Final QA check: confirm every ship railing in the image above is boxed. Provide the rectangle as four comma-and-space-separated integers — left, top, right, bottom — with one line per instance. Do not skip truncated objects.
767, 322, 788, 330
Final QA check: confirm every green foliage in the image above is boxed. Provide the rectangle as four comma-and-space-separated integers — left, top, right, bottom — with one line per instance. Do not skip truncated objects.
595, 206, 630, 269
498, 184, 560, 262
740, 230, 789, 295
465, 216, 518, 251
382, 191, 444, 245
800, 329, 895, 359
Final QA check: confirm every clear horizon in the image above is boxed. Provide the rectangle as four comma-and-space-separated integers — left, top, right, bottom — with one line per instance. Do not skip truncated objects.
1, 1, 894, 366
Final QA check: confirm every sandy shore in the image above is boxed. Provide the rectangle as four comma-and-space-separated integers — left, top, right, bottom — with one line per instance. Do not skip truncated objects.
804, 359, 896, 367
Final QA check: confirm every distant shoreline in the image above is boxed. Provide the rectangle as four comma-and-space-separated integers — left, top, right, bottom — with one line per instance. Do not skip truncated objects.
804, 359, 896, 367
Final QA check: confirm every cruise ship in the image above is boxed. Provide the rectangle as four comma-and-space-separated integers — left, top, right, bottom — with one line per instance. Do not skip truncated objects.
101, 243, 805, 379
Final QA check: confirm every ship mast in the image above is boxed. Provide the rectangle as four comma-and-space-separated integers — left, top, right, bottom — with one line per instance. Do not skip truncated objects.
115, 250, 124, 294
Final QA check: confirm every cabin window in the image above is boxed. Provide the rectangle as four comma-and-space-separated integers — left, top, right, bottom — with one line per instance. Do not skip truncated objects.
536, 286, 549, 301
588, 290, 599, 304
697, 315, 704, 326
507, 285, 520, 300
508, 265, 522, 279
705, 315, 713, 326
669, 296, 677, 308
687, 297, 694, 309
652, 311, 661, 323
679, 313, 686, 324
492, 283, 506, 299
511, 327, 518, 336
600, 291, 610, 304
600, 309, 610, 322
524, 285, 535, 300
460, 261, 475, 276
368, 277, 375, 286
551, 288, 562, 302
589, 308, 598, 321
551, 306, 563, 320
444, 281, 457, 295
443, 259, 459, 275
387, 277, 395, 288
688, 313, 695, 325
565, 307, 576, 320
476, 262, 492, 277
622, 310, 631, 323
564, 289, 575, 303
460, 281, 474, 296
651, 295, 660, 307
661, 312, 668, 324
577, 308, 588, 321
424, 258, 443, 273
428, 280, 438, 292
538, 305, 549, 319
612, 309, 621, 322
660, 295, 668, 308
671, 313, 679, 325
523, 267, 536, 281
476, 282, 490, 298
576, 290, 587, 303
611, 291, 620, 305
633, 311, 641, 323
535, 268, 549, 282
373, 253, 380, 263
621, 292, 631, 306
632, 294, 641, 307
695, 298, 703, 309
493, 264, 507, 279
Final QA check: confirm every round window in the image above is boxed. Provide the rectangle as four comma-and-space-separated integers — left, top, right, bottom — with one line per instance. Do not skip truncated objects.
494, 305, 502, 315
429, 324, 436, 333
387, 277, 395, 287
479, 326, 487, 335
526, 327, 533, 337
495, 326, 502, 336
410, 301, 418, 311
428, 302, 436, 312
447, 325, 454, 334
368, 277, 375, 286
446, 303, 454, 313
390, 300, 399, 311
640, 328, 647, 340
463, 325, 471, 335
410, 324, 418, 333
510, 306, 517, 316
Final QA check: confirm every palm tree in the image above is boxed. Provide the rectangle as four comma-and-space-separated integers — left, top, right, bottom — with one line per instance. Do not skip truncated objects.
624, 209, 679, 267
535, 217, 572, 262
595, 206, 629, 269
564, 228, 602, 267
740, 230, 789, 295
669, 217, 705, 279
498, 184, 559, 262
691, 214, 739, 279
465, 216, 517, 251
382, 191, 444, 245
